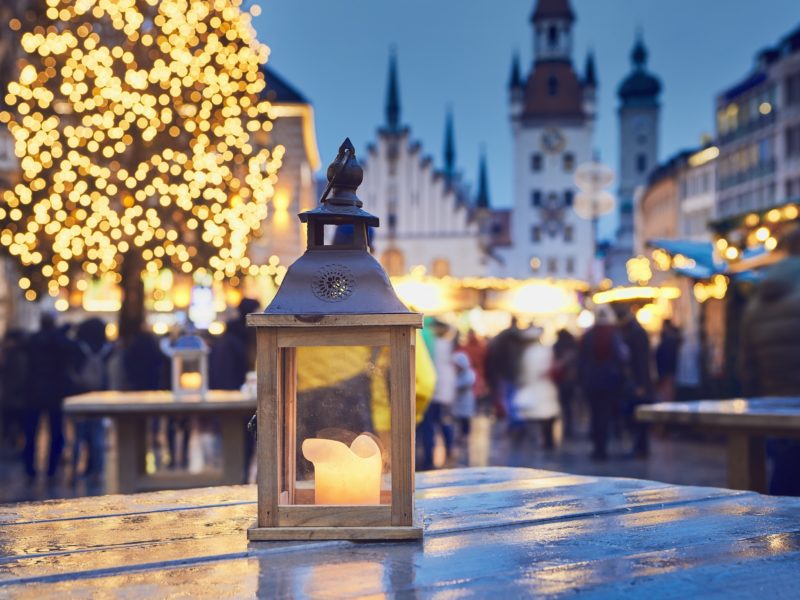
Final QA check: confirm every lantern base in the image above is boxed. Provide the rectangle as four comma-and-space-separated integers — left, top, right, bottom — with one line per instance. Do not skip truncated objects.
247, 514, 423, 542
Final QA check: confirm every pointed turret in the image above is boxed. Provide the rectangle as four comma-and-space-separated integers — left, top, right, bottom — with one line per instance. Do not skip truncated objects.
509, 52, 522, 89
476, 150, 490, 210
618, 32, 661, 107
443, 109, 456, 180
583, 50, 597, 87
385, 50, 401, 131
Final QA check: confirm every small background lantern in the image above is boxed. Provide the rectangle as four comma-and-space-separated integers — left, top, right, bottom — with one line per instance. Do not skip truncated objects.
167, 333, 209, 399
247, 138, 422, 541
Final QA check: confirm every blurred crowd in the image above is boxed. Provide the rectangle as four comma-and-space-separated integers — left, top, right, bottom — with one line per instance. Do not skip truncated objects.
0, 298, 260, 484
416, 303, 683, 471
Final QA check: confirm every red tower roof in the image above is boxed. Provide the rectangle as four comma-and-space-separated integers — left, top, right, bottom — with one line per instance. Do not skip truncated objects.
531, 0, 575, 23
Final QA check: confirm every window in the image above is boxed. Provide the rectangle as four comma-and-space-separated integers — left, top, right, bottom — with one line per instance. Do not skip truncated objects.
547, 25, 558, 48
636, 153, 648, 173
431, 258, 451, 278
531, 153, 543, 172
387, 213, 397, 229
564, 190, 574, 207
531, 225, 541, 243
547, 75, 558, 96
530, 256, 541, 273
563, 153, 575, 172
566, 256, 575, 274
564, 225, 574, 242
531, 190, 542, 206
786, 125, 800, 158
547, 257, 558, 274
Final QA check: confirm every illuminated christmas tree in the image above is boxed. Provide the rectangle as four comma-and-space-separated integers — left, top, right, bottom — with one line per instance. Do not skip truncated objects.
0, 0, 283, 336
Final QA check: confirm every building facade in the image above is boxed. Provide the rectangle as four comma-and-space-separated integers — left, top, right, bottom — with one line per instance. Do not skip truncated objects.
679, 145, 718, 241
715, 25, 800, 219
249, 68, 321, 267
606, 35, 662, 284
497, 0, 596, 280
360, 55, 488, 278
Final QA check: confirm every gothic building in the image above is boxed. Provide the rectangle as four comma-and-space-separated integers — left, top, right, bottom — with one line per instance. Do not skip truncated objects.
606, 34, 662, 284
361, 54, 489, 278
497, 0, 597, 279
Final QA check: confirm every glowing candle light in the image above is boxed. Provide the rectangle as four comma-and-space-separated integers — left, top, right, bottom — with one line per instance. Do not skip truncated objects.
179, 371, 202, 390
301, 434, 382, 505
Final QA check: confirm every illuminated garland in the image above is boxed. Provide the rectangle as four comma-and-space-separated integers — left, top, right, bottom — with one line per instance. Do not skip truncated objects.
0, 0, 282, 301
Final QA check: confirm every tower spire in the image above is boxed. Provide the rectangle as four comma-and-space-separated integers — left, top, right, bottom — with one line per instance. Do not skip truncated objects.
584, 50, 597, 86
632, 29, 648, 69
476, 148, 490, 209
509, 51, 522, 88
385, 49, 401, 130
443, 108, 456, 179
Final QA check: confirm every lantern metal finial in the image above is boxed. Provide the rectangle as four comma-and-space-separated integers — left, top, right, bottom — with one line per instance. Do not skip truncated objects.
323, 138, 363, 208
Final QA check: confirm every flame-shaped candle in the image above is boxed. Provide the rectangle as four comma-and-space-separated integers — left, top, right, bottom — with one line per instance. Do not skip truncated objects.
301, 434, 382, 505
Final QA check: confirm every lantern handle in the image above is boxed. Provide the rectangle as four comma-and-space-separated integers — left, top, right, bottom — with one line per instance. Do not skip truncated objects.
318, 144, 352, 205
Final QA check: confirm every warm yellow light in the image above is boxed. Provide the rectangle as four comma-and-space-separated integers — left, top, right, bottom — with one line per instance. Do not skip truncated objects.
766, 209, 781, 223
688, 146, 719, 167
208, 321, 225, 335
765, 237, 778, 251
54, 298, 69, 312
784, 205, 799, 220
179, 371, 203, 390
592, 286, 681, 305
715, 238, 729, 251
636, 304, 657, 326
152, 322, 169, 336
301, 435, 382, 505
724, 246, 740, 260
755, 227, 770, 242
759, 102, 772, 115
744, 213, 760, 227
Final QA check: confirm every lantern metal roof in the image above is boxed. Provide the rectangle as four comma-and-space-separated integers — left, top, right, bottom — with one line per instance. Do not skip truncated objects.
263, 138, 411, 316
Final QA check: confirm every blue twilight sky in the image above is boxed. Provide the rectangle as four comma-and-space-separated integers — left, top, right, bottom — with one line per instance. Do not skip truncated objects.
254, 0, 800, 239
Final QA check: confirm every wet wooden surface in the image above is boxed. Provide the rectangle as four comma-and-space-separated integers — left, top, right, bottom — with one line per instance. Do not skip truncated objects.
638, 397, 800, 493
1, 467, 799, 598
64, 390, 255, 414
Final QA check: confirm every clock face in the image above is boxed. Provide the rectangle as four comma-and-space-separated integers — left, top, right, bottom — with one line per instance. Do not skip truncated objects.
541, 127, 566, 154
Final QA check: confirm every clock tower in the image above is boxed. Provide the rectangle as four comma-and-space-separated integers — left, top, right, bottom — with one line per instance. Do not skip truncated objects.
500, 0, 597, 280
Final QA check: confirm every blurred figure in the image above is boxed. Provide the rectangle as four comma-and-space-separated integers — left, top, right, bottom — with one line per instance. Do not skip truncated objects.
486, 316, 523, 421
740, 227, 800, 496
0, 329, 29, 452
579, 307, 628, 460
23, 313, 78, 479
613, 302, 654, 457
452, 351, 476, 465
419, 320, 456, 470
71, 318, 112, 480
511, 327, 560, 451
120, 329, 165, 391
210, 297, 260, 390
655, 319, 682, 403
552, 329, 579, 438
459, 330, 489, 412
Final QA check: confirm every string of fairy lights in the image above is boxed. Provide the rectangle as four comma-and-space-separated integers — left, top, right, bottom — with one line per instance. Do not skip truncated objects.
0, 0, 283, 301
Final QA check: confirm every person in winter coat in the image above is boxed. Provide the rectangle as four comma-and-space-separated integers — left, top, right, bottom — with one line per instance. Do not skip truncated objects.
579, 306, 629, 460
24, 313, 80, 479
419, 320, 457, 470
552, 329, 580, 438
452, 351, 476, 464
511, 327, 560, 450
0, 329, 29, 452
613, 302, 655, 457
485, 317, 524, 420
655, 319, 682, 403
71, 318, 113, 479
740, 227, 800, 496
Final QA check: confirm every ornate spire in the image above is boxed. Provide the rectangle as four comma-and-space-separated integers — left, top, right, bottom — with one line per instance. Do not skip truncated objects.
509, 51, 522, 88
632, 30, 647, 69
385, 50, 400, 130
531, 0, 575, 24
584, 50, 597, 87
443, 109, 456, 179
476, 149, 490, 209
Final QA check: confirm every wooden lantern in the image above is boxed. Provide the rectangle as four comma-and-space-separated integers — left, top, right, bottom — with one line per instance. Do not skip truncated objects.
169, 333, 209, 399
246, 139, 422, 541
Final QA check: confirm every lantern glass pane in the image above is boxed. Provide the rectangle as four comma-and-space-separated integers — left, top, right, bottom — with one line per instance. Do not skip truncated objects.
286, 345, 392, 506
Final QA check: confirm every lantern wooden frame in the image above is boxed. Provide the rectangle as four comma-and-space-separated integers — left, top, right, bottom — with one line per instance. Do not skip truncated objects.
246, 312, 423, 541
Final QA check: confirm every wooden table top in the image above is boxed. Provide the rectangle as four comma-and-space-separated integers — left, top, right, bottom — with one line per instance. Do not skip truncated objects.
637, 397, 800, 432
1, 467, 799, 598
63, 389, 255, 415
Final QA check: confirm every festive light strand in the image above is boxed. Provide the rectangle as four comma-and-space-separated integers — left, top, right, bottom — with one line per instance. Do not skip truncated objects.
0, 0, 283, 300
